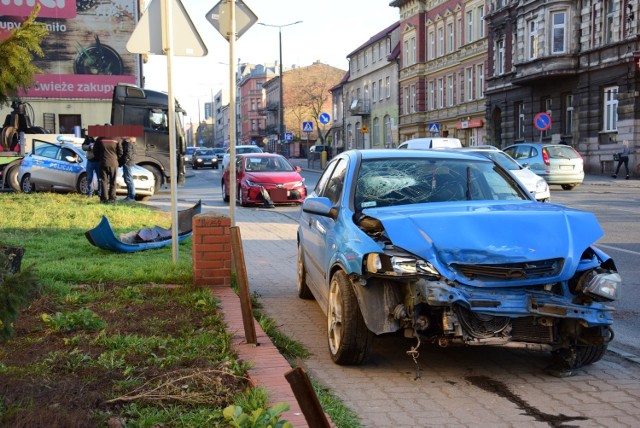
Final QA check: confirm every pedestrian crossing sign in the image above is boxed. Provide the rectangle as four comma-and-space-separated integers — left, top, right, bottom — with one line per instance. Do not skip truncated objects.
302, 121, 313, 133
428, 123, 440, 133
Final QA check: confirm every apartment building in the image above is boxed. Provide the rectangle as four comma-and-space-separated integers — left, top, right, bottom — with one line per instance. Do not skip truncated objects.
237, 64, 277, 146
392, 0, 487, 146
341, 21, 401, 150
485, 0, 639, 173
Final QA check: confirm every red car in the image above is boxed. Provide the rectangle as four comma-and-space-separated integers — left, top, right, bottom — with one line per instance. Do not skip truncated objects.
221, 153, 307, 206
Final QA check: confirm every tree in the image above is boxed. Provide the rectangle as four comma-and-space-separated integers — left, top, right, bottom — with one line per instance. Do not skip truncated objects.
282, 63, 344, 148
0, 5, 48, 107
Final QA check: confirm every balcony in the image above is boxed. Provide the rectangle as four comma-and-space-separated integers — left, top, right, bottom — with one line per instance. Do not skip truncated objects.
265, 102, 279, 111
349, 98, 371, 116
511, 55, 579, 86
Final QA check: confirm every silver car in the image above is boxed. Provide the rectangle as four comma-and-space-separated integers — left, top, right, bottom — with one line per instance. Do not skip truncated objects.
18, 139, 155, 200
503, 143, 584, 190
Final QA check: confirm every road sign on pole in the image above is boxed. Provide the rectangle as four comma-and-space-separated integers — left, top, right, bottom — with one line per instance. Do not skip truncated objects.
302, 121, 313, 133
534, 112, 552, 131
319, 113, 330, 124
127, 0, 207, 56
206, 0, 258, 41
428, 123, 440, 134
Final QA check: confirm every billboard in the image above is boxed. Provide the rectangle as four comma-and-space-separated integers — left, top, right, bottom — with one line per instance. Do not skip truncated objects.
0, 0, 138, 99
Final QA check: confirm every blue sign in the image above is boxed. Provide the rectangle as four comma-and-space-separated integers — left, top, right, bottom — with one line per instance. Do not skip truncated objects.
302, 121, 313, 133
428, 123, 440, 133
319, 113, 330, 124
534, 112, 552, 131
284, 132, 293, 142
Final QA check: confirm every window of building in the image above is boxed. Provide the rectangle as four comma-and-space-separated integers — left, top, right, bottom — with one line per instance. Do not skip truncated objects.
603, 86, 618, 132
372, 82, 377, 103
373, 117, 380, 146
564, 94, 573, 135
466, 67, 473, 101
476, 64, 484, 99
466, 10, 474, 43
357, 54, 361, 70
404, 86, 409, 114
447, 22, 454, 53
372, 45, 377, 63
543, 97, 552, 137
606, 0, 619, 43
438, 27, 444, 57
528, 20, 538, 59
386, 77, 391, 98
387, 38, 391, 54
364, 50, 368, 67
437, 78, 444, 108
378, 42, 383, 59
552, 11, 567, 54
251, 119, 256, 131
411, 36, 416, 64
496, 39, 505, 75
251, 99, 256, 111
457, 17, 463, 49
428, 31, 435, 60
428, 80, 435, 110
404, 40, 409, 67
517, 102, 525, 139
447, 75, 454, 106
478, 5, 485, 38
384, 115, 392, 147
410, 84, 416, 112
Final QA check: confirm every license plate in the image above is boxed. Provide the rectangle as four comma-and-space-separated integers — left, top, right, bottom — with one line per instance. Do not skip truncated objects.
560, 165, 574, 170
269, 188, 288, 201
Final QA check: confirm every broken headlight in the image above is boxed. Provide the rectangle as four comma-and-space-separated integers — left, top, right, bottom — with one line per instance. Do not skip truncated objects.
365, 253, 441, 278
579, 271, 621, 301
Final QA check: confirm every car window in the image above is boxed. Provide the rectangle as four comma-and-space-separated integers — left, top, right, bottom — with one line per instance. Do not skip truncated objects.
60, 147, 77, 161
354, 158, 527, 211
35, 143, 60, 159
314, 158, 338, 196
505, 145, 537, 160
546, 146, 580, 159
322, 159, 347, 206
477, 151, 521, 170
237, 147, 262, 154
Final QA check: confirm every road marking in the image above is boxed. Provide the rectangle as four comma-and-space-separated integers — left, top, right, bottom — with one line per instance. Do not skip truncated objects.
596, 244, 640, 256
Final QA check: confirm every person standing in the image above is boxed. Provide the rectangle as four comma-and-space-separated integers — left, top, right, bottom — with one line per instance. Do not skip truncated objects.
82, 136, 101, 198
94, 136, 123, 203
612, 140, 631, 179
120, 136, 137, 200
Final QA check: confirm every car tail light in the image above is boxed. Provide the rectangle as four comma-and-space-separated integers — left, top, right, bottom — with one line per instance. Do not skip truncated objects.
542, 148, 550, 166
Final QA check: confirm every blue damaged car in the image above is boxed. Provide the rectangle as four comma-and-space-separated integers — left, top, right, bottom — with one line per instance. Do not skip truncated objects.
297, 149, 620, 372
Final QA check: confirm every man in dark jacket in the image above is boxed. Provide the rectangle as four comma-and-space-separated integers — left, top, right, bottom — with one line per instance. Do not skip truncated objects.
120, 136, 137, 200
81, 136, 101, 198
94, 136, 123, 203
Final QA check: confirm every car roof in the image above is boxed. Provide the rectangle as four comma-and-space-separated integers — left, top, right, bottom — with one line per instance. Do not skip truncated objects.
237, 152, 284, 159
353, 148, 494, 163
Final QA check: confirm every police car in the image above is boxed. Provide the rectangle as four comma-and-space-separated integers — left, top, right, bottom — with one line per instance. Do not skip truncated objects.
18, 139, 155, 199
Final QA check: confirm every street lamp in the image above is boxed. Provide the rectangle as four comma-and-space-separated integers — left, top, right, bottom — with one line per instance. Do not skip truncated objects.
258, 21, 302, 154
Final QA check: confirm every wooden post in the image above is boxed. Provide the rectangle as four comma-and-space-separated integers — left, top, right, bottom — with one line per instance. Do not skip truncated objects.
230, 226, 257, 344
284, 367, 331, 428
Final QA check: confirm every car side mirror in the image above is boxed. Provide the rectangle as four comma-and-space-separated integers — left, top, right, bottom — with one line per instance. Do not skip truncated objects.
295, 166, 302, 172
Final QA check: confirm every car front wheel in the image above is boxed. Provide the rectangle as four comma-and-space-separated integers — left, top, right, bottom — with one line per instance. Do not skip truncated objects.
20, 174, 33, 193
327, 270, 372, 365
561, 184, 577, 190
222, 181, 229, 202
296, 244, 314, 300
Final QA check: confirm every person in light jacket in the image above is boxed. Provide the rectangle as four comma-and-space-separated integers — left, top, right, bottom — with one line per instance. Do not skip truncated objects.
612, 140, 631, 179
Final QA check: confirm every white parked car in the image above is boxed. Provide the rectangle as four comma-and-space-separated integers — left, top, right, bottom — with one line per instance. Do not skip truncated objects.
221, 145, 263, 171
462, 147, 551, 202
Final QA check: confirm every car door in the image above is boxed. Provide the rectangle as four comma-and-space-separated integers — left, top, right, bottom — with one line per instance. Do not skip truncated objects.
29, 142, 63, 188
52, 146, 83, 191
299, 158, 347, 306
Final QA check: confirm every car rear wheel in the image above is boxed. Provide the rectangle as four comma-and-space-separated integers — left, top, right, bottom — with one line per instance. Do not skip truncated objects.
327, 270, 372, 365
296, 244, 314, 300
576, 344, 608, 366
222, 181, 229, 202
77, 173, 88, 194
561, 184, 577, 190
20, 174, 33, 193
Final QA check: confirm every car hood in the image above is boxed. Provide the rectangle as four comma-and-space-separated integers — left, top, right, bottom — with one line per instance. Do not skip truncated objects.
244, 171, 302, 183
362, 201, 603, 280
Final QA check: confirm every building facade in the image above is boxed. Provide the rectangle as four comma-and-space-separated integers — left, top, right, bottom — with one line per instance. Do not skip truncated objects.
485, 0, 639, 174
342, 22, 401, 150
237, 64, 276, 146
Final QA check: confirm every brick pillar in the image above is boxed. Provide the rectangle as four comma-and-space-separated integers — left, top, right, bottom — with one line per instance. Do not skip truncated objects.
192, 212, 232, 287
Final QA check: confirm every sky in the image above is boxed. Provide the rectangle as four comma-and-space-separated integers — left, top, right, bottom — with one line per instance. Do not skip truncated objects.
142, 0, 399, 124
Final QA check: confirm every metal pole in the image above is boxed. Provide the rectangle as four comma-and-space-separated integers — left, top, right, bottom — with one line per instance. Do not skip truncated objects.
162, 0, 179, 262
278, 27, 283, 154
229, 0, 237, 227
